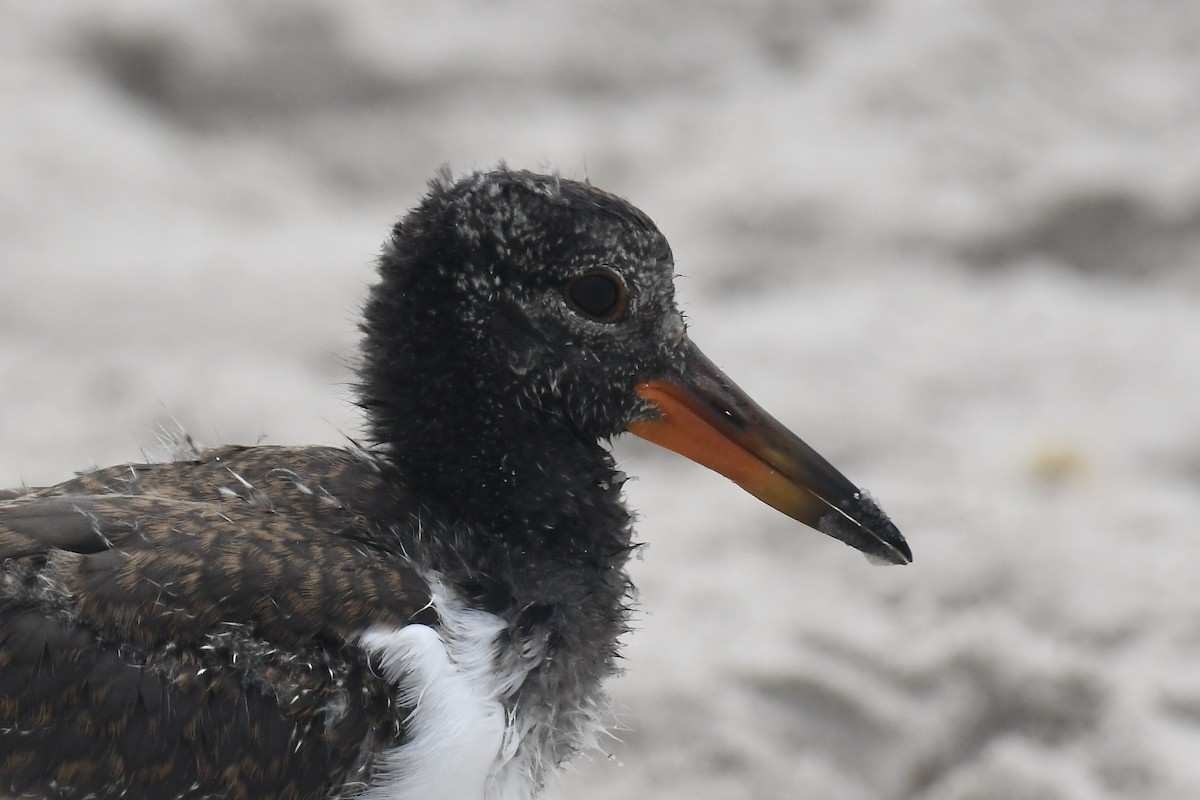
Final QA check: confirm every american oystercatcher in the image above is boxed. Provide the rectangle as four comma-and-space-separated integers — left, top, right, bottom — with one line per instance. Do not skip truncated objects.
0, 169, 910, 800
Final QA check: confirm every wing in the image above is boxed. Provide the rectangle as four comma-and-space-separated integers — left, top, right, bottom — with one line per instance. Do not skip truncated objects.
0, 446, 435, 800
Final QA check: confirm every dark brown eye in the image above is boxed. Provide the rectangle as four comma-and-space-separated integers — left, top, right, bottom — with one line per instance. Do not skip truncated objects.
564, 269, 627, 323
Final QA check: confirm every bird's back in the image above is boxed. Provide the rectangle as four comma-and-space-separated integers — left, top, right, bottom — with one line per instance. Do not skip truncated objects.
0, 445, 434, 800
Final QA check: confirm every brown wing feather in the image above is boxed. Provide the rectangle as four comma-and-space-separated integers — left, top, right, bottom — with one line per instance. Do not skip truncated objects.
0, 445, 435, 800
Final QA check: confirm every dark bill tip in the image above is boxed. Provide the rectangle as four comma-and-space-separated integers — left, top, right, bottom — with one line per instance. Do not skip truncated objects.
816, 490, 912, 566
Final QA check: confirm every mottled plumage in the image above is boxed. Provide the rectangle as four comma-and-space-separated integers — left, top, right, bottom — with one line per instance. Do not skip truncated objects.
0, 445, 433, 799
0, 168, 909, 800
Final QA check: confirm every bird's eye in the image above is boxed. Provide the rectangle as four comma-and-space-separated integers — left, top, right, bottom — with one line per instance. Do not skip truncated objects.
564, 269, 627, 323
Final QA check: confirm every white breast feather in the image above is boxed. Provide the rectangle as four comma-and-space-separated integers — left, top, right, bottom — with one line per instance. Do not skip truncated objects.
355, 580, 536, 800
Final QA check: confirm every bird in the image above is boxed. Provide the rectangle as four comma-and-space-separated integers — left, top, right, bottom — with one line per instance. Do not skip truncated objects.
0, 168, 911, 800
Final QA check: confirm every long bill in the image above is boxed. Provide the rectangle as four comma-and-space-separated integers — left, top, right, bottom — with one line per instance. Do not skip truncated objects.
628, 339, 911, 565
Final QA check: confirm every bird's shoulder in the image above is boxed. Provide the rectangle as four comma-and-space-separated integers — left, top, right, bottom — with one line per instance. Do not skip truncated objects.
0, 443, 437, 646
0, 444, 437, 799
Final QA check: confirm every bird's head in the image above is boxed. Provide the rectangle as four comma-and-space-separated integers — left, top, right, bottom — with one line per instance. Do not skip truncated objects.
361, 168, 910, 565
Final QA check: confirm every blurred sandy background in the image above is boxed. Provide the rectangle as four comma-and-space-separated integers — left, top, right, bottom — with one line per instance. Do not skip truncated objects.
3, 2, 1200, 798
